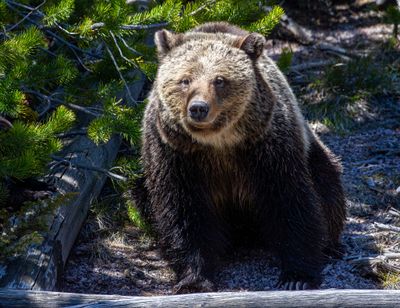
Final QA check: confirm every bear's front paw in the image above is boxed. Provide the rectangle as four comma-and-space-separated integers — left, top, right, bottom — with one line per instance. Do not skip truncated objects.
277, 273, 320, 290
173, 275, 214, 294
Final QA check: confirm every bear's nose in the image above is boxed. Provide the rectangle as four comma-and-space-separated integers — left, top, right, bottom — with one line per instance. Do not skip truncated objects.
188, 101, 209, 121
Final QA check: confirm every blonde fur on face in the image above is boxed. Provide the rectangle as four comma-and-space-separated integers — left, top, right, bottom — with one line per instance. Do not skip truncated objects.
155, 36, 257, 147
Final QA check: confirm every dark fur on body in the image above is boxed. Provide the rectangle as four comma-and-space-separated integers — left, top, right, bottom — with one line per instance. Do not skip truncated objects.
133, 22, 346, 292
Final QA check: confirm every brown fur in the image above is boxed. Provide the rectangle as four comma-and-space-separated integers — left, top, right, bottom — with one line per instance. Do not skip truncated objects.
133, 22, 346, 292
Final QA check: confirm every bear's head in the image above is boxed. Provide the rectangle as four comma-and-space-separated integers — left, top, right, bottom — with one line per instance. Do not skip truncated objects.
154, 29, 266, 147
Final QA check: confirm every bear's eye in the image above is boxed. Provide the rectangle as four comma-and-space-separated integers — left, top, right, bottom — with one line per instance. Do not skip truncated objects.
214, 76, 225, 88
180, 79, 190, 86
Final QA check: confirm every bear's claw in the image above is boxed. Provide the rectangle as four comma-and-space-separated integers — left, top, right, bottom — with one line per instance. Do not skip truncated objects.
278, 280, 312, 290
276, 274, 318, 290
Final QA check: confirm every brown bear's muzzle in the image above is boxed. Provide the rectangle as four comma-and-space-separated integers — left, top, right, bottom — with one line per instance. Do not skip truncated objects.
188, 100, 209, 122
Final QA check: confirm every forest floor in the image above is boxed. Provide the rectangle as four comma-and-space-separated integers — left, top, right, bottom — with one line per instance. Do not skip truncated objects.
61, 2, 400, 295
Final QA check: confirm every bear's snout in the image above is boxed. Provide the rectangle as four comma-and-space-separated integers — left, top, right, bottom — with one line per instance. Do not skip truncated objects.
188, 100, 209, 121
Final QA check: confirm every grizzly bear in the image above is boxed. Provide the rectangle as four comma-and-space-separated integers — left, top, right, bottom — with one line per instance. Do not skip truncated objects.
133, 22, 346, 292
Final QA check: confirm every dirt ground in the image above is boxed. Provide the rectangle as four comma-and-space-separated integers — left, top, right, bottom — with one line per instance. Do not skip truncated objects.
61, 2, 400, 295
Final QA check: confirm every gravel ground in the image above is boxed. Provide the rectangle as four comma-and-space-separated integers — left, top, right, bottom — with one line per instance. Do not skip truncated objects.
61, 122, 399, 295
60, 3, 400, 295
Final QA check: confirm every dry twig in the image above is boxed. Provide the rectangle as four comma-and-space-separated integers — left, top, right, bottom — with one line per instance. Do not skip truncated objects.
116, 35, 144, 57
51, 155, 127, 182
104, 43, 136, 105
317, 42, 357, 59
374, 222, 400, 233
24, 89, 102, 117
109, 30, 138, 68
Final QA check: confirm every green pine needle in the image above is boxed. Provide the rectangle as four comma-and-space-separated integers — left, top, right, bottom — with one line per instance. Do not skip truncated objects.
246, 6, 284, 35
44, 0, 75, 26
0, 0, 284, 239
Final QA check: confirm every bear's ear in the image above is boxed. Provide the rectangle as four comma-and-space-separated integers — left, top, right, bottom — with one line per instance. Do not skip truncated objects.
235, 33, 266, 60
154, 29, 184, 58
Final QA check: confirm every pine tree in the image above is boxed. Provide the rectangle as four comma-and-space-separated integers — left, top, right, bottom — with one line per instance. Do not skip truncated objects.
0, 24, 76, 208
0, 0, 283, 256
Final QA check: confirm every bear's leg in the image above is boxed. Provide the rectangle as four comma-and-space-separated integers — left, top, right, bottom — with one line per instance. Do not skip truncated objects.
156, 187, 225, 293
131, 176, 152, 222
146, 151, 227, 294
307, 139, 346, 259
275, 184, 326, 290
259, 164, 327, 290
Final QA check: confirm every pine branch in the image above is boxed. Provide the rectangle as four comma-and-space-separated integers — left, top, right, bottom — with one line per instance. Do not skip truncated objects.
5, 1, 102, 60
6, 0, 77, 36
2, 20, 56, 58
91, 0, 216, 31
5, 0, 132, 35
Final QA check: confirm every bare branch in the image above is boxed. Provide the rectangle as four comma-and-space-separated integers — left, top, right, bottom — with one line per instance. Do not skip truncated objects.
104, 42, 137, 105
0, 116, 13, 130
384, 253, 400, 260
347, 253, 400, 262
56, 129, 87, 138
54, 22, 79, 36
109, 30, 138, 68
317, 42, 358, 59
388, 207, 400, 218
51, 155, 127, 182
188, 0, 217, 16
6, 0, 38, 11
349, 256, 400, 275
374, 222, 400, 233
116, 35, 144, 56
91, 22, 169, 31
38, 96, 52, 118
70, 47, 93, 72
45, 29, 102, 59
24, 89, 101, 117
66, 103, 101, 117
40, 47, 57, 57
121, 22, 170, 31
6, 0, 46, 32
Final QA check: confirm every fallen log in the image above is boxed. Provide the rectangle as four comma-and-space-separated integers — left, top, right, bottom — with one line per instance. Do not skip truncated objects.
1, 289, 400, 308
